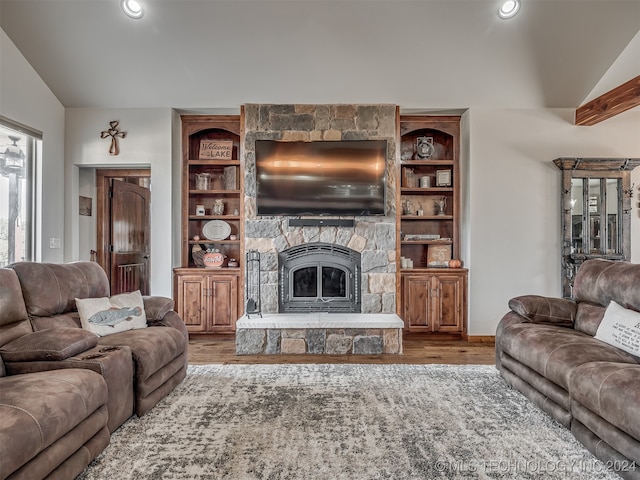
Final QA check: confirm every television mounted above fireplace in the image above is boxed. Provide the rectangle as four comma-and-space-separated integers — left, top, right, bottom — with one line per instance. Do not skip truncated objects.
255, 139, 387, 216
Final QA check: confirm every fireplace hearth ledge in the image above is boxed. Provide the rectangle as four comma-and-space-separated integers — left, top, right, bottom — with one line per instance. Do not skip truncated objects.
237, 313, 403, 330
236, 314, 403, 355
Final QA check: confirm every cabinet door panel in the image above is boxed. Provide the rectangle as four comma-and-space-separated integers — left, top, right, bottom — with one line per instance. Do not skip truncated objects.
434, 275, 463, 332
208, 276, 238, 328
402, 275, 432, 329
177, 276, 208, 332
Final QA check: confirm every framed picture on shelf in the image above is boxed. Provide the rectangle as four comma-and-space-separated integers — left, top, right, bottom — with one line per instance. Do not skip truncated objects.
427, 244, 452, 267
436, 169, 452, 187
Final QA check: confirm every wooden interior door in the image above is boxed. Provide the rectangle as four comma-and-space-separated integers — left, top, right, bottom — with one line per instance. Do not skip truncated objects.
110, 178, 151, 295
96, 169, 151, 295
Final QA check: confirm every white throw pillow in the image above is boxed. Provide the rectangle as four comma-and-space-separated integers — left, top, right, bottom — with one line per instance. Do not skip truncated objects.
77, 290, 147, 337
594, 300, 640, 357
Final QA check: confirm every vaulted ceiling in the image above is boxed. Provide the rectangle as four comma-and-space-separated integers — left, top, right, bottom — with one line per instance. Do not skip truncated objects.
1, 0, 639, 112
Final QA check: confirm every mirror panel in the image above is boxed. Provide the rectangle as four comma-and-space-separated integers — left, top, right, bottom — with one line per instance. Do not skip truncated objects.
588, 178, 601, 254
605, 179, 619, 254
570, 178, 583, 254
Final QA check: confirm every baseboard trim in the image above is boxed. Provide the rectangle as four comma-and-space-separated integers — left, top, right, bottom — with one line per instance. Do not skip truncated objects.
467, 335, 495, 344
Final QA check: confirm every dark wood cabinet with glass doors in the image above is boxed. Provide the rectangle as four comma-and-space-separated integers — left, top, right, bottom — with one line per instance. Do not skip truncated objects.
554, 157, 640, 298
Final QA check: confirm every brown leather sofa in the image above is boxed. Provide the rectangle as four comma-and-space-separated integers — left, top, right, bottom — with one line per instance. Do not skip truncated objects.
496, 258, 640, 480
0, 262, 189, 480
0, 366, 110, 480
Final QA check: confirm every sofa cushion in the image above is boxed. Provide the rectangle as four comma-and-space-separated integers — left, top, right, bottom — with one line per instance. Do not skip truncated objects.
574, 302, 605, 337
97, 326, 187, 383
574, 259, 640, 312
77, 290, 147, 337
0, 368, 107, 479
30, 312, 82, 332
10, 261, 110, 317
569, 362, 640, 441
0, 268, 34, 349
0, 328, 98, 362
0, 319, 33, 353
508, 295, 576, 326
0, 268, 29, 327
499, 322, 639, 391
594, 300, 640, 357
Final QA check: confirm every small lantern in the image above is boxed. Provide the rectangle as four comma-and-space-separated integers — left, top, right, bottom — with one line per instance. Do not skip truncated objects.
1, 135, 26, 177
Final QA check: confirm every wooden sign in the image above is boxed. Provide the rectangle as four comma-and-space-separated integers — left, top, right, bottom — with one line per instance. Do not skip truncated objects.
199, 140, 233, 160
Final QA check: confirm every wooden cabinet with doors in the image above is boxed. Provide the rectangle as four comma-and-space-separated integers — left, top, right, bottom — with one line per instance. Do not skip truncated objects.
173, 269, 239, 333
396, 113, 467, 336
173, 114, 244, 333
402, 270, 467, 335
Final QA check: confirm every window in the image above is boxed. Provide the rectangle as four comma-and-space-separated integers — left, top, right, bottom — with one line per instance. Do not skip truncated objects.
0, 118, 40, 267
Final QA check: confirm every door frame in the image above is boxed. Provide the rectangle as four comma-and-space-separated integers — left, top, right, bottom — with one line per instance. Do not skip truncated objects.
95, 168, 151, 286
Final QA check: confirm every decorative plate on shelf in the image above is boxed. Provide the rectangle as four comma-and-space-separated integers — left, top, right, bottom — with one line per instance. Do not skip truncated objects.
202, 220, 231, 241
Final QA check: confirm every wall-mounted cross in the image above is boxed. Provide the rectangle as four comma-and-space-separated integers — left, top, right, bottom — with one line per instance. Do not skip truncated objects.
100, 120, 127, 156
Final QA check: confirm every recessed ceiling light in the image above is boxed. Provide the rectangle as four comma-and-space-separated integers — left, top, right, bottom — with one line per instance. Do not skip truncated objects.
498, 0, 520, 19
121, 0, 144, 19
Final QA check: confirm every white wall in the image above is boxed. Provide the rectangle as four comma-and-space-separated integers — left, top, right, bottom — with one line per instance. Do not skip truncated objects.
64, 108, 176, 296
77, 167, 96, 260
466, 107, 640, 336
0, 28, 65, 262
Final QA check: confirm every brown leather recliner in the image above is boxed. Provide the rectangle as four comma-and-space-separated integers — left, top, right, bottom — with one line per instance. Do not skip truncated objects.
0, 267, 110, 480
496, 259, 640, 479
4, 261, 189, 419
0, 261, 189, 480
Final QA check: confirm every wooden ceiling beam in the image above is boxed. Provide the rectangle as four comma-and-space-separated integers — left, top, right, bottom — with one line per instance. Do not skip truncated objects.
575, 75, 640, 126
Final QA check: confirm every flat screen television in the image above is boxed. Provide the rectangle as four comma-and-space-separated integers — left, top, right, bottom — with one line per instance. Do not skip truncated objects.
255, 140, 387, 216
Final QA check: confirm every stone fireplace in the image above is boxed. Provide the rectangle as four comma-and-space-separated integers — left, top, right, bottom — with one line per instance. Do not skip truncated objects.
236, 104, 403, 355
243, 104, 398, 315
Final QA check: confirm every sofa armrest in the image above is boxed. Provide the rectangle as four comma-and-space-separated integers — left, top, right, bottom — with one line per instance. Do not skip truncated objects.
145, 308, 189, 341
508, 295, 577, 327
0, 327, 98, 362
142, 296, 188, 340
142, 295, 174, 321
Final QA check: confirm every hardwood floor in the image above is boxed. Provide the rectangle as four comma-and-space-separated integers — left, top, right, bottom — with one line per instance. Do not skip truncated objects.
188, 333, 496, 365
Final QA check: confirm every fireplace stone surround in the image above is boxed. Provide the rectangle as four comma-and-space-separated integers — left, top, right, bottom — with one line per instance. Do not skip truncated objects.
243, 104, 398, 315
236, 104, 403, 355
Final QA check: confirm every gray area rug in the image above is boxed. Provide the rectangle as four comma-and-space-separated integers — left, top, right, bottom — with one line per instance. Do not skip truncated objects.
78, 364, 619, 479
